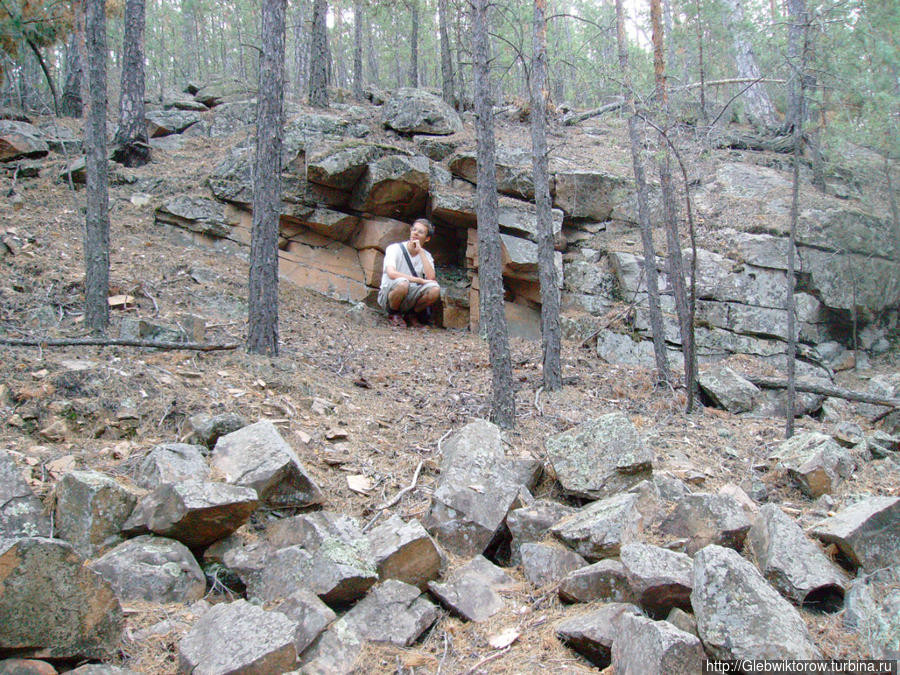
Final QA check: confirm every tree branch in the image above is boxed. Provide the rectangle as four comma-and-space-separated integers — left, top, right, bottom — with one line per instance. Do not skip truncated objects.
745, 375, 900, 408
0, 337, 239, 351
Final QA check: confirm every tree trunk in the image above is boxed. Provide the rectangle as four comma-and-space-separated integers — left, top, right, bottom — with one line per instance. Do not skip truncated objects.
616, 0, 670, 386
248, 0, 286, 356
61, 30, 84, 118
455, 11, 466, 106
309, 0, 329, 106
353, 0, 364, 99
721, 0, 778, 129
438, 0, 456, 107
532, 0, 561, 392
83, 0, 110, 333
885, 156, 900, 261
294, 0, 309, 97
784, 0, 804, 133
112, 0, 150, 168
694, 0, 707, 125
408, 0, 419, 87
472, 0, 515, 428
366, 15, 380, 85
25, 40, 59, 115
181, 0, 198, 83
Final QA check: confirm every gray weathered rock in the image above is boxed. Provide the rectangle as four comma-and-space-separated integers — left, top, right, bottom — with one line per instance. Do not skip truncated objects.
499, 233, 564, 285
0, 121, 49, 161
415, 135, 457, 161
123, 480, 258, 549
211, 420, 324, 508
520, 542, 587, 588
156, 196, 231, 238
545, 413, 653, 500
0, 659, 59, 675
748, 504, 848, 609
692, 545, 821, 660
136, 442, 210, 489
193, 79, 255, 107
285, 111, 370, 142
54, 470, 137, 557
552, 169, 631, 221
698, 365, 760, 413
177, 600, 298, 674
611, 613, 705, 675
0, 538, 123, 660
619, 543, 693, 617
186, 412, 247, 448
270, 588, 336, 655
208, 100, 257, 137
427, 556, 516, 622
665, 608, 698, 637
366, 515, 442, 589
203, 531, 271, 580
810, 496, 900, 571
348, 154, 430, 219
89, 535, 206, 604
265, 510, 365, 551
769, 432, 856, 498
382, 88, 462, 135
449, 147, 534, 200
306, 142, 399, 191
660, 492, 751, 554
867, 430, 899, 459
558, 559, 634, 604
843, 565, 900, 661
0, 450, 50, 538
507, 499, 576, 561
551, 492, 645, 560
555, 602, 642, 668
145, 110, 202, 137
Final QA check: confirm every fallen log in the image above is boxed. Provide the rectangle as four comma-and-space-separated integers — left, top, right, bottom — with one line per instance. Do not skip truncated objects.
0, 337, 239, 352
562, 98, 626, 126
746, 375, 900, 408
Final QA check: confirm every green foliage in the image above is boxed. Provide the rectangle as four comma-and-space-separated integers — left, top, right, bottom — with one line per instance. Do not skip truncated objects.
0, 0, 71, 60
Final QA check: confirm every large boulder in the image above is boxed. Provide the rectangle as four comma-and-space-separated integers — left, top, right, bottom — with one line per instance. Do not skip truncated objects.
53, 470, 137, 557
155, 196, 231, 239
610, 613, 705, 675
193, 78, 255, 107
552, 168, 631, 221
520, 542, 587, 588
145, 110, 201, 137
382, 88, 462, 136
366, 515, 442, 589
619, 542, 693, 618
698, 365, 760, 413
769, 431, 855, 498
810, 496, 900, 572
555, 602, 643, 668
660, 492, 751, 554
0, 121, 49, 161
0, 451, 50, 538
558, 559, 633, 604
135, 442, 211, 490
449, 147, 534, 200
550, 492, 645, 561
348, 154, 430, 219
0, 538, 123, 660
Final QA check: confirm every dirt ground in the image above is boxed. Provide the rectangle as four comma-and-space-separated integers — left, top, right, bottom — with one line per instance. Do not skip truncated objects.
0, 114, 897, 673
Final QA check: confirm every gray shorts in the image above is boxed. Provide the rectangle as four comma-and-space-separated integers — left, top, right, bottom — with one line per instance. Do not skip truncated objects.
378, 278, 439, 313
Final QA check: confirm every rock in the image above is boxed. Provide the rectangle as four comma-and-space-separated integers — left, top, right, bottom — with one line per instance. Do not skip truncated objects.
545, 413, 653, 500
619, 543, 693, 618
306, 142, 396, 191
285, 111, 370, 141
867, 430, 899, 459
833, 421, 865, 448
665, 608, 698, 637
136, 442, 210, 489
366, 515, 442, 589
0, 121, 49, 161
449, 147, 534, 200
507, 499, 576, 560
53, 470, 137, 557
692, 545, 821, 660
552, 169, 631, 221
427, 556, 516, 622
611, 613, 705, 675
810, 496, 900, 571
0, 450, 50, 538
348, 154, 430, 219
177, 600, 297, 674
291, 206, 361, 243
415, 135, 457, 161
769, 431, 856, 498
520, 542, 587, 588
145, 110, 202, 137
203, 531, 271, 581
211, 420, 324, 508
843, 565, 900, 661
381, 88, 462, 135
555, 602, 643, 668
123, 480, 259, 549
498, 233, 564, 285
558, 558, 634, 604
37, 121, 81, 154
748, 504, 847, 610
550, 492, 645, 560
67, 666, 139, 674
270, 588, 336, 655
0, 538, 123, 660
155, 196, 231, 238
348, 216, 410, 252
193, 79, 255, 107
698, 365, 760, 413
660, 492, 751, 555
89, 535, 206, 604
208, 100, 257, 137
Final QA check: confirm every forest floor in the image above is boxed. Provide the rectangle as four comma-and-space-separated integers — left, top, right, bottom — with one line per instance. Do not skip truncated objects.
0, 114, 898, 673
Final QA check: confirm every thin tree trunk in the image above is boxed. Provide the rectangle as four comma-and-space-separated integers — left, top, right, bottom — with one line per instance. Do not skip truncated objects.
694, 0, 707, 125
366, 15, 380, 85
784, 0, 804, 133
616, 0, 669, 386
721, 0, 778, 129
112, 0, 150, 168
408, 0, 419, 87
61, 29, 84, 118
84, 0, 110, 333
885, 156, 900, 261
438, 0, 456, 107
181, 0, 197, 82
532, 0, 561, 392
248, 0, 286, 356
294, 1, 309, 97
309, 0, 329, 106
455, 11, 466, 106
25, 40, 59, 115
472, 0, 515, 428
353, 0, 364, 99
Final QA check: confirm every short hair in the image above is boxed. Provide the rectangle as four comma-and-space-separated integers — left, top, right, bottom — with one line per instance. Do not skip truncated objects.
412, 218, 434, 237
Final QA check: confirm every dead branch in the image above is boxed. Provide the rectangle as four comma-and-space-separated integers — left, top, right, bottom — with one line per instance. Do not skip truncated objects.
745, 375, 900, 408
677, 77, 786, 90
373, 459, 425, 511
0, 337, 239, 352
562, 98, 626, 126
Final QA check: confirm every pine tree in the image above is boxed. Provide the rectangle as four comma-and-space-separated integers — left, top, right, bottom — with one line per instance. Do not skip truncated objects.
112, 0, 150, 168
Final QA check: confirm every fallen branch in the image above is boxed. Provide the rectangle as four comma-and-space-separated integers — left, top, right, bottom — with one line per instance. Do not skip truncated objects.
562, 98, 625, 126
676, 77, 786, 91
374, 459, 425, 511
0, 337, 239, 352
745, 376, 900, 408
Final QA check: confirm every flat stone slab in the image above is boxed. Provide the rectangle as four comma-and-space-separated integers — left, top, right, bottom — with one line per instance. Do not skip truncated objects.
0, 450, 50, 538
555, 602, 642, 668
156, 197, 231, 239
692, 545, 821, 660
427, 555, 517, 622
810, 496, 900, 572
558, 559, 634, 604
550, 492, 644, 561
620, 542, 693, 617
211, 420, 324, 508
177, 600, 298, 675
0, 538, 123, 660
89, 535, 206, 604
545, 412, 653, 499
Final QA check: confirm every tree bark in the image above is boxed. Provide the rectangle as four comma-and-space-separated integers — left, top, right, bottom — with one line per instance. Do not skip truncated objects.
746, 376, 900, 409
248, 0, 287, 356
366, 15, 380, 85
532, 0, 561, 392
83, 0, 110, 333
472, 0, 515, 428
438, 0, 456, 108
353, 0, 364, 99
294, 0, 309, 97
112, 0, 150, 168
617, 0, 670, 386
309, 0, 329, 106
25, 40, 59, 115
61, 29, 84, 118
408, 0, 419, 87
721, 0, 778, 129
